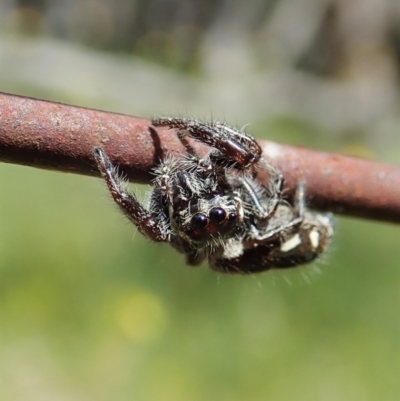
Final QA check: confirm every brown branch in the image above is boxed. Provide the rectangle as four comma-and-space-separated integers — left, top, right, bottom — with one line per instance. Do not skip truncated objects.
1, 92, 400, 223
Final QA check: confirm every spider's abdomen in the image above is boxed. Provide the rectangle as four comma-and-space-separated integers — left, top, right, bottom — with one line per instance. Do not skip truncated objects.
209, 212, 333, 274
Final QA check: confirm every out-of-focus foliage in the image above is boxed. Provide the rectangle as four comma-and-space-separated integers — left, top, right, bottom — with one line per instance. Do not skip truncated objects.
1, 1, 400, 400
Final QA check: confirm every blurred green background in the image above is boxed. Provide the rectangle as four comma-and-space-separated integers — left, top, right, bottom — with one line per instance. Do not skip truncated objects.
1, 1, 400, 400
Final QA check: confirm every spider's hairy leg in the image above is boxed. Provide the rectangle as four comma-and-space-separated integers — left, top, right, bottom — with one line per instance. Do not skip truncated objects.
248, 182, 305, 242
239, 171, 284, 220
175, 129, 216, 178
93, 147, 170, 242
177, 129, 196, 156
152, 117, 262, 169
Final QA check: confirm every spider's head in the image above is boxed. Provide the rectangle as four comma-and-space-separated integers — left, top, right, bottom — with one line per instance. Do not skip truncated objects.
175, 195, 244, 245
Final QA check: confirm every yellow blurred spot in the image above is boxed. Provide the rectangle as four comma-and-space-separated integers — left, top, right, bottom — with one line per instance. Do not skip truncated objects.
114, 289, 168, 342
340, 144, 377, 159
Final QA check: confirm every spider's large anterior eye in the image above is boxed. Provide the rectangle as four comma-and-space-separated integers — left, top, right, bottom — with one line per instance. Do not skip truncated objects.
209, 207, 227, 225
190, 213, 209, 230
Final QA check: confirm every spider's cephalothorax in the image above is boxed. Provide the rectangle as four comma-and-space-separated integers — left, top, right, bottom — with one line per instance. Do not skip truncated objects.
94, 117, 333, 274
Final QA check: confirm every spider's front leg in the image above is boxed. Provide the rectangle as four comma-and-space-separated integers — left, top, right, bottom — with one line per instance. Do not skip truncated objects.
93, 147, 170, 242
152, 117, 262, 169
248, 182, 306, 242
239, 171, 284, 222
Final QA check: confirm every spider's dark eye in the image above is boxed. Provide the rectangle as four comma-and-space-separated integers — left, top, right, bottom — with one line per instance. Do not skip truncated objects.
209, 207, 227, 224
190, 213, 208, 230
228, 212, 237, 221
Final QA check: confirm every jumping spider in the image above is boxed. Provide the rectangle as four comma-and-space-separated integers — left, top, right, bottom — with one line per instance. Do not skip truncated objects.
94, 117, 333, 274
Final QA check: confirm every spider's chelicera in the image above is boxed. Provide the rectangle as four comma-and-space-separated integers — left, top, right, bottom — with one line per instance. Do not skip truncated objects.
94, 117, 333, 274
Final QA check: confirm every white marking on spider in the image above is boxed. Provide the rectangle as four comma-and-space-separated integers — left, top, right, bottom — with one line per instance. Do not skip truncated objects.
222, 238, 244, 259
280, 233, 301, 252
309, 229, 320, 249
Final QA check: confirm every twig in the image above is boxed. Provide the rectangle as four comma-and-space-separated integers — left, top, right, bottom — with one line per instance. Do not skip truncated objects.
1, 92, 400, 223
